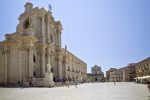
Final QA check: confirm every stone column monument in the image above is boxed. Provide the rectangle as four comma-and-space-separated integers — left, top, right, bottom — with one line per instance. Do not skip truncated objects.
44, 63, 54, 87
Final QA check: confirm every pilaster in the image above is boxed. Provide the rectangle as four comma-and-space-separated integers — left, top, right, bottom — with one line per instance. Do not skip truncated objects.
47, 15, 50, 44
4, 46, 8, 84
57, 55, 63, 79
42, 16, 45, 43
18, 43, 23, 83
28, 42, 34, 78
41, 48, 46, 77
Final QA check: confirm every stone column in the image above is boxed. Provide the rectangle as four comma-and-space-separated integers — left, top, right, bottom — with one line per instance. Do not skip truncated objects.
51, 52, 55, 75
123, 70, 125, 82
58, 57, 63, 79
47, 46, 52, 64
42, 16, 45, 43
62, 62, 66, 79
4, 46, 8, 84
41, 49, 45, 77
58, 30, 61, 47
48, 53, 51, 65
28, 47, 33, 78
18, 44, 23, 82
47, 16, 50, 44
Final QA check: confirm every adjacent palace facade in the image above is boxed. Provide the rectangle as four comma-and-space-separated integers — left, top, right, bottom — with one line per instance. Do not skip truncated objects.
0, 2, 87, 85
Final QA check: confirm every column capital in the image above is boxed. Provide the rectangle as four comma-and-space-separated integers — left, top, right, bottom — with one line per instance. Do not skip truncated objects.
28, 42, 34, 48
18, 43, 23, 51
3, 46, 10, 54
41, 51, 46, 55
39, 14, 45, 19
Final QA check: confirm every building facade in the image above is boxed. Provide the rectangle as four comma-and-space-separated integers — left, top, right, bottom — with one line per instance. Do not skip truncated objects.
135, 57, 150, 77
87, 65, 104, 82
109, 64, 136, 82
0, 2, 87, 85
110, 68, 123, 82
123, 63, 136, 82
106, 68, 117, 82
61, 47, 87, 82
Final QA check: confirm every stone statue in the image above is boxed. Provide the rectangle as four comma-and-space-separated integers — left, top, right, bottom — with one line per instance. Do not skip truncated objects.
47, 63, 52, 73
44, 63, 54, 87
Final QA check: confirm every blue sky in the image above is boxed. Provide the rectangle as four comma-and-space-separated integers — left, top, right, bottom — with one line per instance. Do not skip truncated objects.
0, 0, 150, 74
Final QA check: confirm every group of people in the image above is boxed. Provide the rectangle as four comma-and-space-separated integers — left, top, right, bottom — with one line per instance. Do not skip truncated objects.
65, 80, 78, 88
53, 77, 79, 88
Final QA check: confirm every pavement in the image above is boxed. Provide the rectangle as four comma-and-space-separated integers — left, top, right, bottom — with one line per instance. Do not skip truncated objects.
0, 82, 149, 100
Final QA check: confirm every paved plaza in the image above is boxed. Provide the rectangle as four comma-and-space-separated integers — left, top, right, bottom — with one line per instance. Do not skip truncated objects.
0, 82, 149, 100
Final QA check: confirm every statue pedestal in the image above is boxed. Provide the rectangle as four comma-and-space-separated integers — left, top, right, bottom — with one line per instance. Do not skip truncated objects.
43, 63, 54, 87
44, 72, 54, 87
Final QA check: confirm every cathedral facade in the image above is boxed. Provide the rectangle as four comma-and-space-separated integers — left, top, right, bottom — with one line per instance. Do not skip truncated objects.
0, 2, 87, 86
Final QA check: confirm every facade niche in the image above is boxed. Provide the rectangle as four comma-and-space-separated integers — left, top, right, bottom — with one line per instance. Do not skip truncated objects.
23, 18, 30, 29
33, 55, 36, 63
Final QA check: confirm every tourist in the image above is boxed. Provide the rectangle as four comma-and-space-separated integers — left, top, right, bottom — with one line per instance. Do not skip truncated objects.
114, 80, 116, 85
62, 78, 65, 86
18, 81, 21, 86
60, 78, 63, 86
66, 80, 69, 88
75, 80, 78, 88
92, 80, 94, 84
29, 81, 33, 87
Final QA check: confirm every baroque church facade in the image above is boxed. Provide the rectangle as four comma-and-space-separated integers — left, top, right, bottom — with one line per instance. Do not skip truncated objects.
87, 65, 104, 82
0, 2, 87, 85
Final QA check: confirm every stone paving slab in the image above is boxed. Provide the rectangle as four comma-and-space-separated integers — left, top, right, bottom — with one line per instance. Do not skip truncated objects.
0, 82, 149, 100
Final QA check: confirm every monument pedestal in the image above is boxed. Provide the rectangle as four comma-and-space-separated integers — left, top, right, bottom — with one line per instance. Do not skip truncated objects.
44, 72, 54, 87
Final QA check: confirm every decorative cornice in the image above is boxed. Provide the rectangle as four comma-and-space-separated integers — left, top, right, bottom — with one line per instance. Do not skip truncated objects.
3, 34, 37, 46
35, 43, 47, 49
47, 43, 55, 51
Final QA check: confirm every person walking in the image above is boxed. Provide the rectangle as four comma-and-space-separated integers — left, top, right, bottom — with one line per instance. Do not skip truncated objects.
66, 80, 70, 88
114, 80, 116, 85
75, 79, 78, 88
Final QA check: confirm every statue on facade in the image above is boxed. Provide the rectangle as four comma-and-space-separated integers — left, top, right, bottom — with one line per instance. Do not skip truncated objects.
44, 63, 54, 87
47, 63, 52, 73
